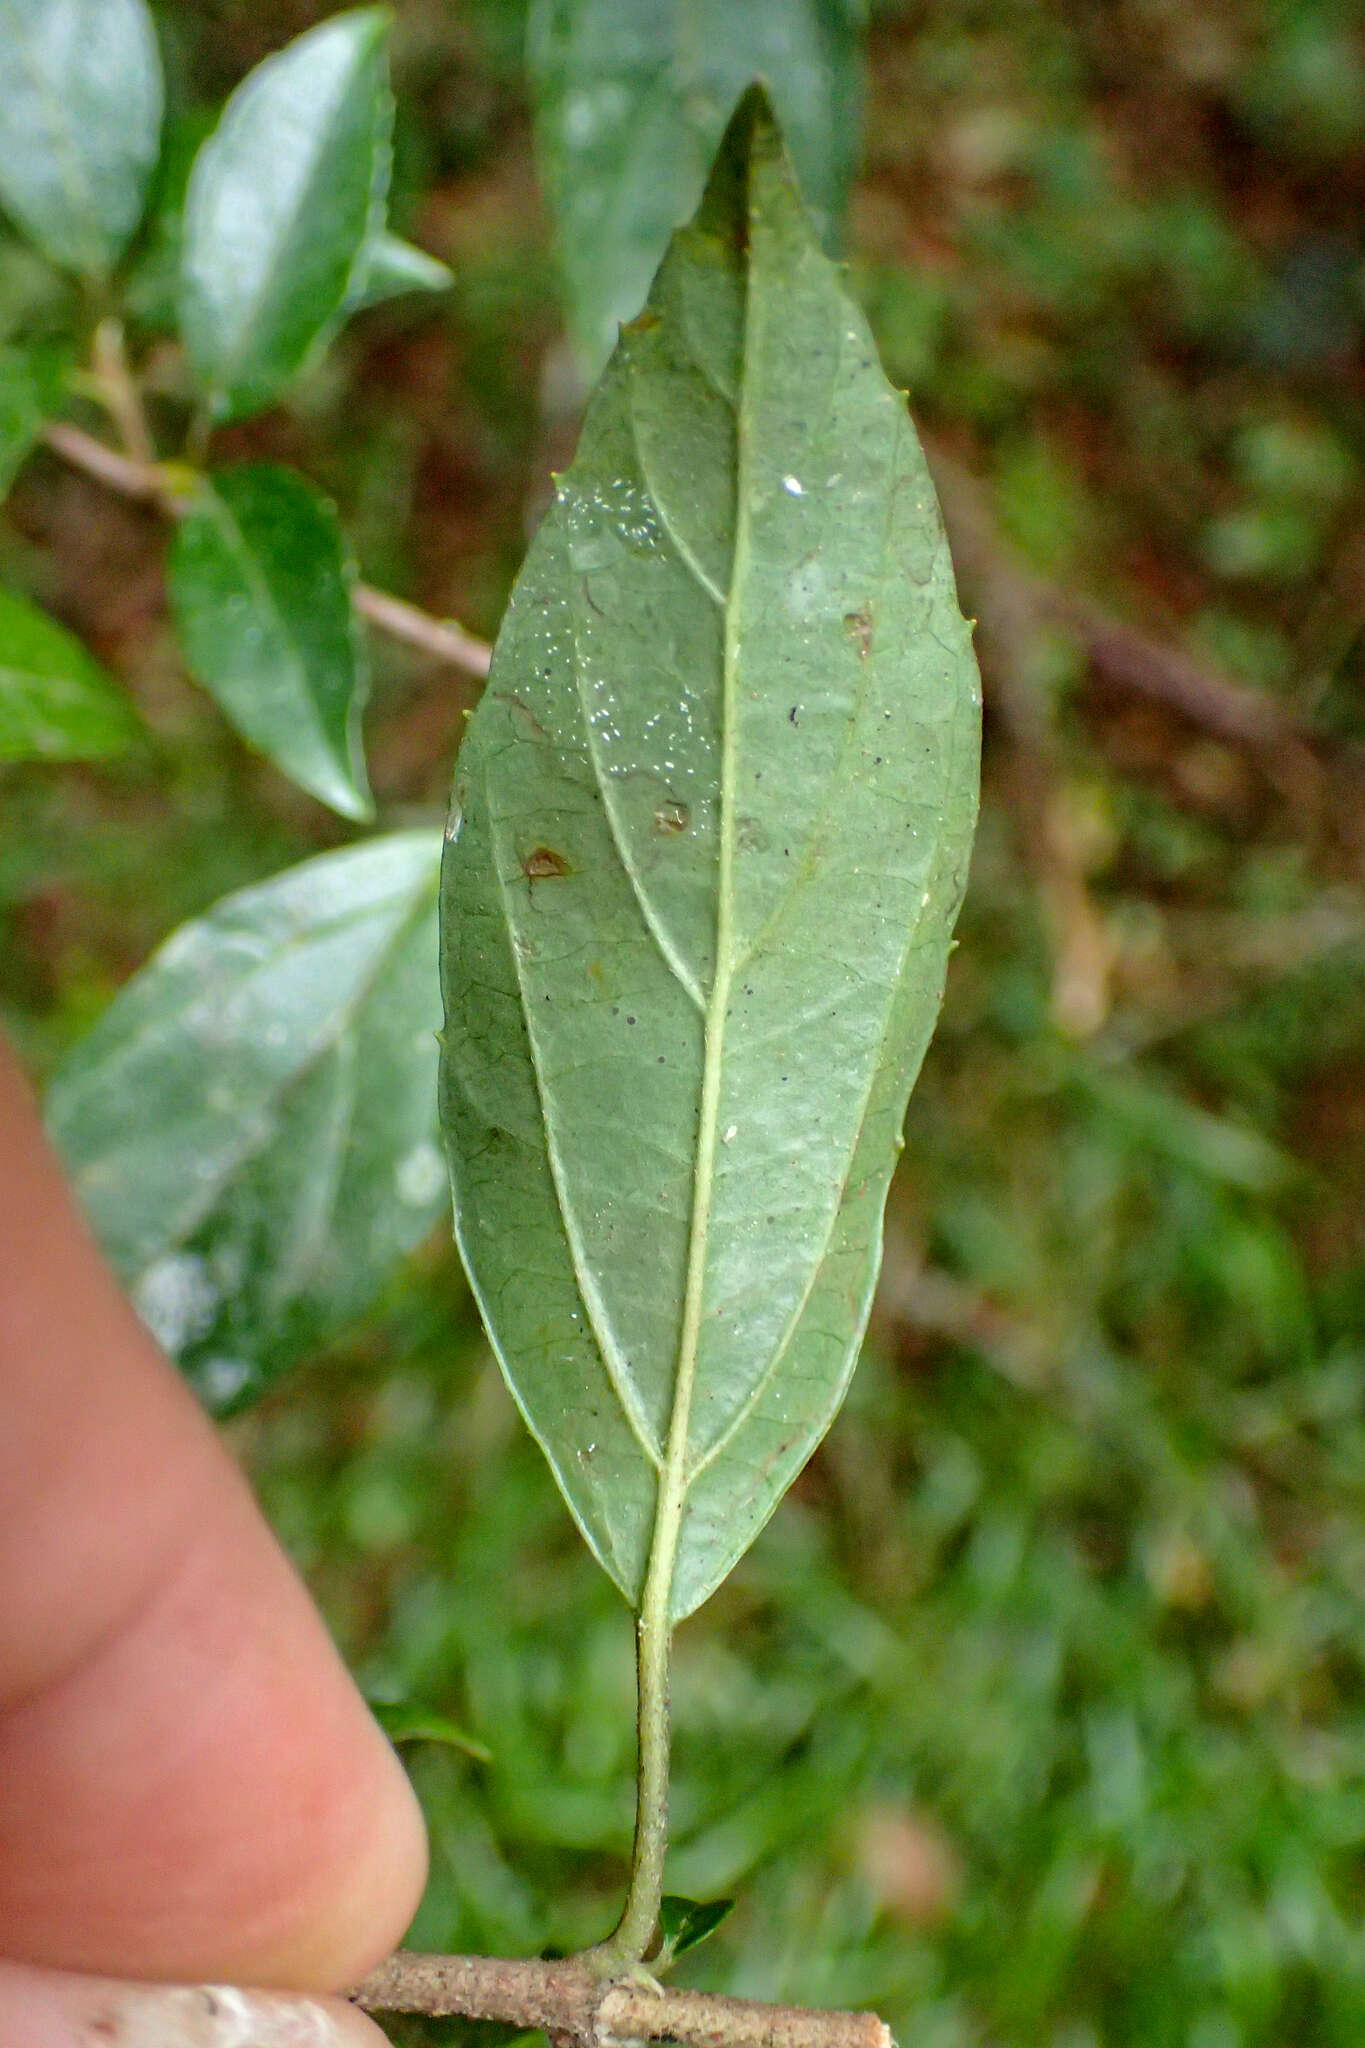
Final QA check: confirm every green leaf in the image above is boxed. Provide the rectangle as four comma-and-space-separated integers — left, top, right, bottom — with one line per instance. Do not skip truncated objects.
179, 7, 393, 419
369, 1699, 493, 1762
0, 586, 140, 762
527, 0, 866, 373
47, 832, 446, 1416
656, 1895, 733, 1963
438, 90, 980, 1624
0, 0, 163, 276
347, 229, 453, 313
119, 109, 217, 334
0, 343, 68, 498
167, 464, 372, 819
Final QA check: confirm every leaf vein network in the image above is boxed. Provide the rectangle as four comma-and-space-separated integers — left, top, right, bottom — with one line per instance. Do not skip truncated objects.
484, 756, 664, 1471
568, 582, 708, 1015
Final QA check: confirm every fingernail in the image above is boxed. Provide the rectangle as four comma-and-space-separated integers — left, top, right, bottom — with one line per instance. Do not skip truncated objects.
0, 1962, 389, 2048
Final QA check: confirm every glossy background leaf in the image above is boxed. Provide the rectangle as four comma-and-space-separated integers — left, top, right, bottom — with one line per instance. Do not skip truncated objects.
47, 832, 446, 1416
0, 0, 162, 276
119, 110, 216, 334
0, 586, 140, 762
369, 1700, 493, 1761
178, 7, 392, 418
0, 345, 68, 499
528, 0, 866, 371
440, 93, 980, 1622
657, 1896, 734, 1962
168, 464, 373, 819
346, 229, 453, 313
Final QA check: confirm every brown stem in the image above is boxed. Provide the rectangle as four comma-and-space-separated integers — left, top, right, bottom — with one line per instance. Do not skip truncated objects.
353, 583, 491, 677
39, 422, 494, 679
44, 420, 168, 506
921, 440, 1355, 1023
1038, 588, 1302, 751
925, 444, 1117, 1035
925, 442, 1311, 755
90, 318, 156, 465
349, 1953, 892, 2048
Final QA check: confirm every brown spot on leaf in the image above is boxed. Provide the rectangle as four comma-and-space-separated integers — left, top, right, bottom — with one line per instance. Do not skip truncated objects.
844, 605, 873, 658
653, 799, 690, 834
522, 845, 571, 881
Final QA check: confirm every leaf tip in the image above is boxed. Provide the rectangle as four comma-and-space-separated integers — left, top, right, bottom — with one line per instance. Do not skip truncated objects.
698, 82, 803, 250
368, 1697, 492, 1762
331, 782, 376, 824
657, 1896, 735, 1964
723, 80, 781, 147
347, 3, 395, 50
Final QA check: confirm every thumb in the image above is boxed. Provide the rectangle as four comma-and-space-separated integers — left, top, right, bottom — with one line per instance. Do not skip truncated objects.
0, 1962, 393, 2048
0, 1037, 428, 2032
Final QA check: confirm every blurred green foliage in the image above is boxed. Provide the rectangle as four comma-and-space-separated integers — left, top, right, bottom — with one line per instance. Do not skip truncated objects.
3, 3, 1365, 2046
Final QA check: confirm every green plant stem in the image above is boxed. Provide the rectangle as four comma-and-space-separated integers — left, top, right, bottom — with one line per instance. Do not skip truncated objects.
185, 403, 212, 468
603, 1579, 673, 1969
590, 217, 754, 1977
601, 982, 735, 1969
352, 582, 493, 677
90, 318, 155, 464
598, 963, 733, 1972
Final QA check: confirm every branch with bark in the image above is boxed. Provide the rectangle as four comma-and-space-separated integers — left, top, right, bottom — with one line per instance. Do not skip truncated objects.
40, 421, 492, 680
924, 444, 1315, 758
920, 443, 1358, 1031
349, 1952, 893, 2048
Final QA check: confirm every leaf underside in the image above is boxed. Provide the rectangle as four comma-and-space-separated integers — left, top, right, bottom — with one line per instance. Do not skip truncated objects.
48, 832, 445, 1415
439, 90, 980, 1624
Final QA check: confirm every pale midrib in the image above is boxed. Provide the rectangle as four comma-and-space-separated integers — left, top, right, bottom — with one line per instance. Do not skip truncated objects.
686, 405, 949, 1490
260, 1031, 357, 1320
632, 192, 756, 1631
483, 763, 664, 1475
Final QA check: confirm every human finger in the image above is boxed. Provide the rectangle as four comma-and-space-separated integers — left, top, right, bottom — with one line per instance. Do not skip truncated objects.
0, 1958, 392, 2048
0, 1038, 428, 1986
